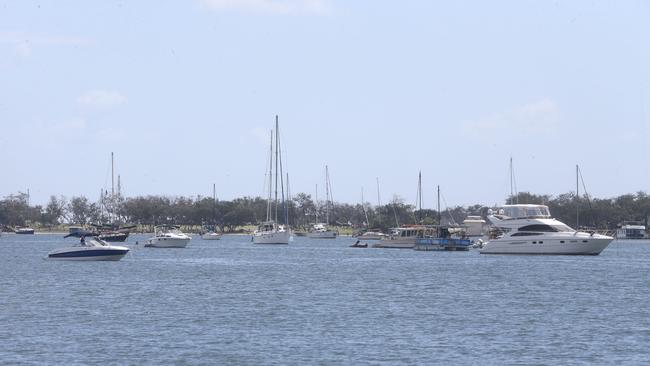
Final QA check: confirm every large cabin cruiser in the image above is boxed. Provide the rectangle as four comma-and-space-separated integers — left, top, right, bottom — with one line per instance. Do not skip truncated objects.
48, 232, 129, 261
480, 204, 612, 255
144, 225, 191, 248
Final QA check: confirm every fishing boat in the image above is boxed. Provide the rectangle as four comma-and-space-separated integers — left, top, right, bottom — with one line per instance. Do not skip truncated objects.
372, 226, 437, 248
144, 225, 192, 248
48, 231, 129, 261
414, 226, 471, 251
253, 116, 291, 245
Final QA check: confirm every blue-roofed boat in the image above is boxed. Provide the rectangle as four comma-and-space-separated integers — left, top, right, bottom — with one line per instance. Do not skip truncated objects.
414, 227, 472, 251
48, 231, 129, 261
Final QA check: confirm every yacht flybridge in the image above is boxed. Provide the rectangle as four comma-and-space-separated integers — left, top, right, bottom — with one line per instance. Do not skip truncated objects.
480, 204, 613, 255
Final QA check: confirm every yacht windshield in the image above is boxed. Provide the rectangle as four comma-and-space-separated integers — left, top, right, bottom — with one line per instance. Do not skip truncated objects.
503, 206, 551, 219
519, 224, 575, 232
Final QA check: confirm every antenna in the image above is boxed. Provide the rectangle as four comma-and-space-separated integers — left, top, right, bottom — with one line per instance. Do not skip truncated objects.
111, 152, 115, 198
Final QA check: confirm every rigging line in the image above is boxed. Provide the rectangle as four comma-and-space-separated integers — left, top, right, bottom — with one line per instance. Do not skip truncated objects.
440, 191, 457, 226
578, 166, 593, 210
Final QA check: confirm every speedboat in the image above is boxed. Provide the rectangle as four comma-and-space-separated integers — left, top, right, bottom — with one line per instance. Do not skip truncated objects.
307, 223, 337, 239
480, 204, 613, 255
253, 221, 290, 244
48, 232, 129, 261
15, 226, 35, 234
144, 225, 191, 248
201, 231, 222, 240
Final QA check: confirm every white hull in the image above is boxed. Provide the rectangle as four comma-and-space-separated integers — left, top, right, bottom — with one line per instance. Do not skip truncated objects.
358, 234, 385, 240
253, 231, 290, 244
308, 231, 337, 239
201, 232, 222, 240
372, 238, 416, 249
145, 237, 190, 248
48, 254, 127, 261
480, 236, 612, 255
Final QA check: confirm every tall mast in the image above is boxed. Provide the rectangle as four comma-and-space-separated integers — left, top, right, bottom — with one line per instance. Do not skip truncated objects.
376, 177, 381, 206
274, 115, 279, 223
267, 130, 273, 221
576, 164, 579, 229
417, 171, 422, 222
315, 184, 319, 222
437, 185, 441, 226
286, 173, 291, 225
325, 165, 330, 225
111, 152, 115, 198
362, 187, 369, 227
213, 183, 217, 224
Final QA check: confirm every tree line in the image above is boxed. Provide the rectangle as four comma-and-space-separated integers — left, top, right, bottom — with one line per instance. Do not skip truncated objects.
1, 190, 649, 232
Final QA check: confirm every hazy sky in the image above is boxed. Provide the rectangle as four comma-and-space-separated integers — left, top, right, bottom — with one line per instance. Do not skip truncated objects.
1, 0, 648, 209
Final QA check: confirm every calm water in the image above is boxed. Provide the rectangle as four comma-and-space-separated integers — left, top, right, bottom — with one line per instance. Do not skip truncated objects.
1, 234, 649, 365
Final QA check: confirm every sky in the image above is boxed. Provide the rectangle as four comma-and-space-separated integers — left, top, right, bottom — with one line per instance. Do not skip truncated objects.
0, 0, 648, 209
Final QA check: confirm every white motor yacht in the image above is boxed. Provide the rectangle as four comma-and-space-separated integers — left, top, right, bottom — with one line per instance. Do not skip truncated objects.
15, 226, 35, 234
480, 204, 612, 255
253, 221, 290, 244
48, 232, 129, 261
145, 225, 191, 248
307, 223, 337, 239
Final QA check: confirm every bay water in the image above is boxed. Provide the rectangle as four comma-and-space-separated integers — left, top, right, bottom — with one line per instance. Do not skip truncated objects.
1, 234, 649, 365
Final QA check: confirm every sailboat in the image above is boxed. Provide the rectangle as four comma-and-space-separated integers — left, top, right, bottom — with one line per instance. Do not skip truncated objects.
201, 183, 222, 240
308, 165, 337, 239
253, 116, 290, 245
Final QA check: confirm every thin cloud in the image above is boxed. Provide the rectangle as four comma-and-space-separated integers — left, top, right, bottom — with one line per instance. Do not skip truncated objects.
462, 99, 560, 139
77, 90, 128, 108
0, 31, 91, 46
200, 0, 331, 15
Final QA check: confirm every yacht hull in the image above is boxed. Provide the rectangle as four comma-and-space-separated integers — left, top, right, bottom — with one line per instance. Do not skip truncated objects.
144, 237, 190, 248
253, 231, 290, 244
372, 239, 415, 249
308, 231, 337, 239
48, 246, 129, 261
201, 233, 222, 240
480, 237, 612, 255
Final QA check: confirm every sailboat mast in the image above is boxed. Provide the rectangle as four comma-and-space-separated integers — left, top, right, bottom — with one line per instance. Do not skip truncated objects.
576, 164, 579, 229
437, 185, 441, 226
267, 130, 273, 221
111, 152, 115, 199
362, 187, 369, 227
274, 115, 279, 223
376, 177, 381, 206
315, 184, 319, 222
325, 165, 330, 225
417, 171, 422, 222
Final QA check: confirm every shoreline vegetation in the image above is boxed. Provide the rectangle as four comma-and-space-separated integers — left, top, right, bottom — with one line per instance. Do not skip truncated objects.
1, 190, 649, 234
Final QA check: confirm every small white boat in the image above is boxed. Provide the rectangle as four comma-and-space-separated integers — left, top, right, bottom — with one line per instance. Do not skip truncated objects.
358, 231, 386, 240
144, 225, 191, 248
307, 223, 337, 239
15, 226, 35, 234
201, 231, 222, 240
48, 232, 129, 261
253, 221, 290, 244
480, 204, 613, 255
